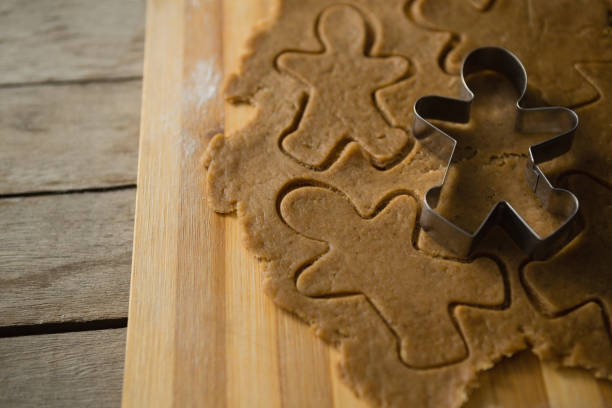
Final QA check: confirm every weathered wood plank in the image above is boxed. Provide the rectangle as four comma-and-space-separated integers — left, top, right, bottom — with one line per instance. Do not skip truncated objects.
0, 0, 144, 85
0, 189, 134, 326
0, 328, 126, 408
0, 81, 141, 194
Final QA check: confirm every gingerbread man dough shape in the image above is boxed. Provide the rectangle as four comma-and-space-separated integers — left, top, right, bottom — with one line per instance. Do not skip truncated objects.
280, 186, 505, 367
277, 5, 410, 168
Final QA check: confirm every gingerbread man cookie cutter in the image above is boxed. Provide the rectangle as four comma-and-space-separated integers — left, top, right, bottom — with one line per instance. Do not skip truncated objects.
413, 47, 581, 260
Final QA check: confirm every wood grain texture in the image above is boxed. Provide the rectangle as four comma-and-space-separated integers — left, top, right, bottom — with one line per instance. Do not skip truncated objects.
0, 189, 134, 327
0, 81, 140, 194
0, 0, 144, 85
123, 0, 612, 407
0, 328, 126, 408
122, 0, 226, 406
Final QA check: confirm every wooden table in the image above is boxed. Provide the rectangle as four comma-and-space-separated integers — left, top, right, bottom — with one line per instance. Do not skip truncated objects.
2, 1, 612, 407
0, 1, 143, 406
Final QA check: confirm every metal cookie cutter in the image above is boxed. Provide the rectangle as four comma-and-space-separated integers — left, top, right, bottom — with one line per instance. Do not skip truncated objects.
413, 47, 581, 260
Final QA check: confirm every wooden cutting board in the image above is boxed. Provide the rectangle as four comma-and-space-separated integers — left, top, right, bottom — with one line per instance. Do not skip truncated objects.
121, 1, 612, 406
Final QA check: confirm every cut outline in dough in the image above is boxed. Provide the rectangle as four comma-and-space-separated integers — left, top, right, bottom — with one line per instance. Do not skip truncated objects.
277, 180, 511, 369
519, 172, 612, 345
204, 0, 612, 403
274, 4, 415, 170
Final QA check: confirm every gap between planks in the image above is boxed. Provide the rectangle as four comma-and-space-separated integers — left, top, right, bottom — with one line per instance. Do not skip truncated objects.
0, 318, 128, 339
0, 76, 142, 90
0, 184, 136, 200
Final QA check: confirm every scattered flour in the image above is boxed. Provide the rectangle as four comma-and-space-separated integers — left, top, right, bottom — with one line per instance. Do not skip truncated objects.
183, 57, 221, 111
181, 132, 199, 158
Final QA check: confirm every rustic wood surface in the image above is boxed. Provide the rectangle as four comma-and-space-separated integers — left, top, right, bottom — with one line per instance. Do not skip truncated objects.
0, 0, 144, 85
0, 329, 126, 408
123, 0, 612, 407
0, 0, 141, 407
0, 81, 140, 194
0, 0, 141, 330
0, 189, 134, 327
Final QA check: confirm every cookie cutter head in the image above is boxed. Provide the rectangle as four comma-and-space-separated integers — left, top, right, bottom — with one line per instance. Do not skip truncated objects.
413, 47, 581, 260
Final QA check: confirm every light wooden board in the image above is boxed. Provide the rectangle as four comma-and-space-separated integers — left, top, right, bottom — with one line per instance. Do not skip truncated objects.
0, 189, 134, 327
0, 81, 140, 194
0, 0, 144, 85
123, 0, 612, 407
0, 328, 126, 408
